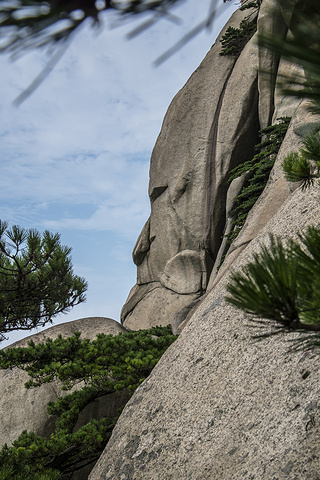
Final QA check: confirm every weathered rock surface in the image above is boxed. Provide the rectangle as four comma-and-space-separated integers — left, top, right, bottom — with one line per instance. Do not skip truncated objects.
3, 1, 320, 479
90, 187, 320, 480
121, 6, 260, 330
121, 0, 309, 331
90, 0, 320, 479
0, 317, 127, 447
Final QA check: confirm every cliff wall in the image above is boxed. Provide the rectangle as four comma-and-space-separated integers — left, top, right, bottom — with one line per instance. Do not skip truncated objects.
90, 1, 320, 478
120, 0, 301, 332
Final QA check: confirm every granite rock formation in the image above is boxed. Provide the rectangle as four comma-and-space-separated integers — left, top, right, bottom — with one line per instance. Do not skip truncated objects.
120, 0, 302, 331
91, 189, 320, 480
120, 6, 260, 330
89, 0, 320, 478
2, 1, 320, 479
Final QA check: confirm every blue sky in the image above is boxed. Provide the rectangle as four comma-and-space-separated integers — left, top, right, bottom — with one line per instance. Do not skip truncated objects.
0, 0, 237, 347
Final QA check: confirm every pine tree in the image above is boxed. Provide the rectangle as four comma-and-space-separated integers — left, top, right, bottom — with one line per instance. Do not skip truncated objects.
282, 130, 320, 190
0, 221, 87, 342
0, 326, 177, 479
0, 0, 192, 58
226, 229, 320, 332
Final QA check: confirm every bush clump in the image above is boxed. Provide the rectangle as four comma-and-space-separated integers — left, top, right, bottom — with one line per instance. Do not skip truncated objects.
0, 325, 177, 479
226, 117, 291, 244
220, 19, 257, 57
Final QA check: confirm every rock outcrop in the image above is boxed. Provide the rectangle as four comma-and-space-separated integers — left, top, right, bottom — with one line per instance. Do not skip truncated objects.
89, 0, 320, 479
120, 0, 302, 331
90, 188, 320, 480
0, 317, 127, 448
121, 6, 262, 330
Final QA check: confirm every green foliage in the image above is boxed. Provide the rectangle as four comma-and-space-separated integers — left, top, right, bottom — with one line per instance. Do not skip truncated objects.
220, 18, 257, 57
226, 226, 320, 333
226, 236, 299, 326
226, 2, 320, 344
0, 325, 176, 391
0, 441, 61, 479
0, 326, 177, 479
0, 221, 87, 342
0, 420, 115, 479
226, 117, 291, 244
228, 119, 291, 183
282, 130, 320, 189
239, 1, 259, 11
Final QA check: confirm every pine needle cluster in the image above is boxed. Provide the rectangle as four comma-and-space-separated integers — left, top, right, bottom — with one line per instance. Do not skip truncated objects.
0, 0, 182, 58
226, 227, 320, 333
282, 130, 320, 190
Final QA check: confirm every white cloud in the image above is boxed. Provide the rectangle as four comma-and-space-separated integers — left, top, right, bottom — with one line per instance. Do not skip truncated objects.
0, 0, 238, 347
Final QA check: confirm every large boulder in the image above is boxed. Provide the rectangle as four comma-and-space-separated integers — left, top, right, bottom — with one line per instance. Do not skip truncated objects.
90, 187, 320, 480
121, 6, 260, 330
0, 317, 128, 447
121, 0, 307, 331
89, 0, 320, 478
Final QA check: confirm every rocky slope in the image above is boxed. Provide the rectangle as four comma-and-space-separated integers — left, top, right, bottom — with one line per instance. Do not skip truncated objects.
91, 186, 320, 480
89, 0, 320, 478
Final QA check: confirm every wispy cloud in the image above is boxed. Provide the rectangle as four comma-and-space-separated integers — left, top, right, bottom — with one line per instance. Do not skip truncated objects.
0, 0, 238, 347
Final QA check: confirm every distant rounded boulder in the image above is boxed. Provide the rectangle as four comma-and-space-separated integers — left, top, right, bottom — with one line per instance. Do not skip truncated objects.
0, 317, 128, 447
